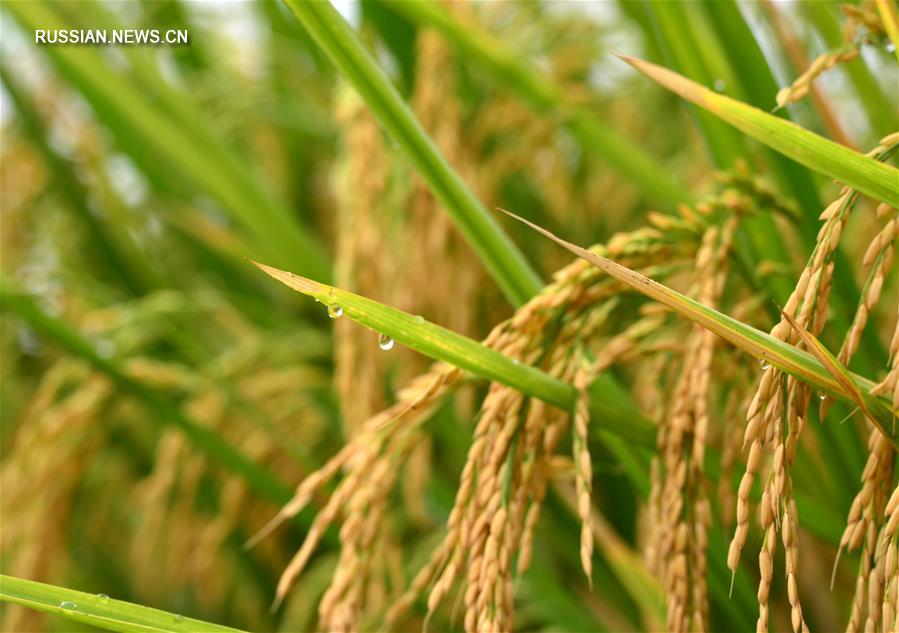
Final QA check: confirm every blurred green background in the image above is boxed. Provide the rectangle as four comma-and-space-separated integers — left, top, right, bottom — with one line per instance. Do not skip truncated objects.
1, 1, 897, 631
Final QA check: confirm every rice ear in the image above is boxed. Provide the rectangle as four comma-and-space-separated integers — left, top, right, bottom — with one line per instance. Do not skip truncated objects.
498, 207, 897, 439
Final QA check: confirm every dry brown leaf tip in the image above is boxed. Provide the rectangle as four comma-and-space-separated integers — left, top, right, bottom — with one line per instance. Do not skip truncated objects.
250, 260, 324, 297
614, 53, 712, 106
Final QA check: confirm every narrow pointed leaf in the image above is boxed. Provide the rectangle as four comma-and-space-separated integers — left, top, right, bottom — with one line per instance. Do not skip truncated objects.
382, 0, 692, 208
876, 0, 899, 63
281, 0, 542, 306
0, 575, 243, 633
0, 63, 151, 296
780, 310, 881, 423
618, 55, 899, 207
253, 262, 568, 405
258, 255, 851, 549
251, 260, 657, 448
5, 0, 329, 279
0, 279, 294, 507
500, 209, 897, 444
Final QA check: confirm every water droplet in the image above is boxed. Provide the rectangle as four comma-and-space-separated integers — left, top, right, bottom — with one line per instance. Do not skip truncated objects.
512, 359, 520, 366
378, 333, 395, 351
60, 601, 77, 611
174, 614, 184, 622
817, 391, 826, 401
713, 79, 726, 92
888, 42, 897, 54
328, 304, 343, 319
760, 360, 771, 370
414, 315, 425, 325
96, 593, 109, 603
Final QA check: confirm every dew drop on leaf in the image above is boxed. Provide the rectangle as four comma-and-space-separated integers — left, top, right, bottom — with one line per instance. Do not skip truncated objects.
96, 594, 109, 603
60, 601, 77, 611
378, 333, 395, 351
328, 304, 343, 319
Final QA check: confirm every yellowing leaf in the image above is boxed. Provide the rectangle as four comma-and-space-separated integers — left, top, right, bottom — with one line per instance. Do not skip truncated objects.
618, 54, 899, 207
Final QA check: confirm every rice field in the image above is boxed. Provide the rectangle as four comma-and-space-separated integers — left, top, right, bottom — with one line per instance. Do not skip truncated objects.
1, 1, 898, 632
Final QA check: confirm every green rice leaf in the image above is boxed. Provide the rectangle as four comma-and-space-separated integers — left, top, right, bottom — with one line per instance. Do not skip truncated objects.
281, 0, 543, 306
780, 310, 886, 424
251, 260, 656, 448
0, 575, 244, 633
0, 63, 152, 296
619, 55, 899, 207
500, 209, 898, 444
4, 0, 330, 280
0, 279, 295, 508
382, 0, 692, 208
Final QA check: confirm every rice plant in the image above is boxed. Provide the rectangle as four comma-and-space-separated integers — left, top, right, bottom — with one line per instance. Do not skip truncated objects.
1, 1, 897, 632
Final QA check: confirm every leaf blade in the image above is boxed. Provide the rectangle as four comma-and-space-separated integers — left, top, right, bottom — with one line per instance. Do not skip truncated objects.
0, 279, 295, 508
499, 209, 898, 443
779, 310, 882, 424
252, 261, 572, 407
4, 0, 330, 280
0, 575, 244, 633
251, 260, 658, 448
281, 0, 542, 305
382, 0, 692, 208
619, 55, 899, 207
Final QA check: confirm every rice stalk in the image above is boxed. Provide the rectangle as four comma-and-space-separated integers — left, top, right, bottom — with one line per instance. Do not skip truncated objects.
255, 175, 786, 631
799, 0, 896, 136
282, 0, 543, 305
384, 0, 693, 208
760, 0, 855, 147
0, 287, 341, 626
4, 3, 898, 632
839, 277, 899, 631
821, 202, 898, 420
0, 361, 111, 632
722, 137, 898, 633
775, 44, 862, 110
333, 86, 393, 433
649, 214, 739, 632
497, 212, 895, 430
